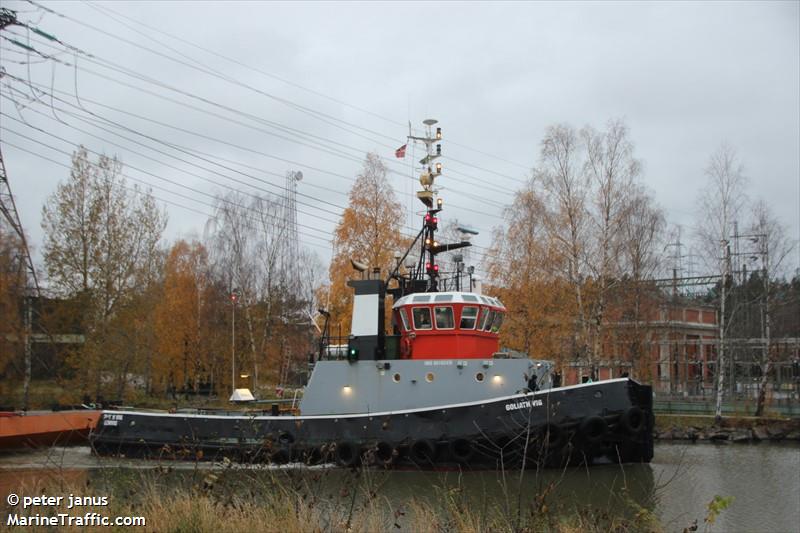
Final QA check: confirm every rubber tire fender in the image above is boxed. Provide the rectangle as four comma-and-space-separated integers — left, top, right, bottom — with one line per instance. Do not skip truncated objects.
449, 438, 474, 463
374, 441, 395, 465
335, 441, 360, 467
409, 439, 437, 464
579, 416, 608, 444
619, 407, 646, 435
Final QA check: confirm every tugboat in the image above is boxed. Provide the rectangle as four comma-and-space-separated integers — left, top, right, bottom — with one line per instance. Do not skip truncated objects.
91, 120, 654, 469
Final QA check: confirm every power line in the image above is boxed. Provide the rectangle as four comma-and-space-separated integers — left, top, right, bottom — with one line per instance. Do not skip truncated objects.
81, 0, 534, 174
15, 5, 525, 194
0, 136, 335, 253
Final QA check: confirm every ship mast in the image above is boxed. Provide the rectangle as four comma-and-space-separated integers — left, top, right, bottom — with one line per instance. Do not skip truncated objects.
386, 119, 470, 295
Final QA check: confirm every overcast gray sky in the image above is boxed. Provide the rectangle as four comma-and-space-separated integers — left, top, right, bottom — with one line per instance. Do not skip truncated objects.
1, 1, 798, 283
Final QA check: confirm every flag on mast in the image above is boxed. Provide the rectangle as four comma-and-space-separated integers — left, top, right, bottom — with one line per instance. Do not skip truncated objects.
395, 144, 407, 159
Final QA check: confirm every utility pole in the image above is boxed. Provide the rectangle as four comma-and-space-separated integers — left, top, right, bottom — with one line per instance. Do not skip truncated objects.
755, 234, 771, 416
715, 240, 731, 422
230, 288, 240, 395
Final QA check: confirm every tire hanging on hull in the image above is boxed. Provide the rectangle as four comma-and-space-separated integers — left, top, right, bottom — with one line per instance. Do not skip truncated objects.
335, 441, 360, 467
409, 439, 437, 465
619, 407, 646, 435
449, 438, 474, 463
579, 416, 608, 444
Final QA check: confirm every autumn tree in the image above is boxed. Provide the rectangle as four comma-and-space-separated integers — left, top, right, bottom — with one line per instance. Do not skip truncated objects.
488, 120, 662, 379
40, 146, 166, 397
486, 182, 574, 359
746, 200, 795, 416
533, 123, 592, 367
581, 120, 642, 366
0, 226, 24, 394
694, 143, 748, 274
152, 240, 214, 395
327, 153, 405, 335
612, 186, 666, 378
208, 189, 322, 392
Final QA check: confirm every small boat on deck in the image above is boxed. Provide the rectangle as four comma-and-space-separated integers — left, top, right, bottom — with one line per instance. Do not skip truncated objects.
90, 119, 654, 469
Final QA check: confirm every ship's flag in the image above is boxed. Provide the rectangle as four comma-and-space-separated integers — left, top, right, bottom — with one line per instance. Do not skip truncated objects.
395, 144, 407, 159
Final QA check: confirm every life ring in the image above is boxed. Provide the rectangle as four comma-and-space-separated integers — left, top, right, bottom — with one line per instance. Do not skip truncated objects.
401, 336, 413, 358
619, 407, 646, 435
449, 439, 474, 463
579, 416, 608, 444
335, 441, 360, 467
409, 439, 437, 464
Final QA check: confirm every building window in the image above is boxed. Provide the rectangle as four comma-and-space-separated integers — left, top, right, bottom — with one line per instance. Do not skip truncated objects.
434, 306, 455, 329
460, 306, 479, 329
412, 307, 432, 330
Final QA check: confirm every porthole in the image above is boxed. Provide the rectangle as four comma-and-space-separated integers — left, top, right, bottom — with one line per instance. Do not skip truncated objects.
392, 373, 401, 383
425, 372, 435, 383
475, 372, 485, 382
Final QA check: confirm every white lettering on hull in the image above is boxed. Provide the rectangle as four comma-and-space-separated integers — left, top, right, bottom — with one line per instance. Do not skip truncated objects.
102, 413, 123, 426
504, 399, 543, 411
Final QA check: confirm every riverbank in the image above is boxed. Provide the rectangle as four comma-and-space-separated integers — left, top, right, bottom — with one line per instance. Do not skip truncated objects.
654, 414, 800, 443
0, 465, 661, 533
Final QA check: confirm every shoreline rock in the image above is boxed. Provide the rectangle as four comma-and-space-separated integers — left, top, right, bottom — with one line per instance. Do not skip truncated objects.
653, 418, 800, 443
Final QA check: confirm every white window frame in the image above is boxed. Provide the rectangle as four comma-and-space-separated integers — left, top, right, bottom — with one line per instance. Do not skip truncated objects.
434, 306, 455, 330
412, 307, 433, 330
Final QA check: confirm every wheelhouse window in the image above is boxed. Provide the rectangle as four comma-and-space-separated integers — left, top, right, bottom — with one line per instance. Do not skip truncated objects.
478, 308, 491, 331
434, 306, 454, 329
482, 310, 496, 331
460, 306, 479, 329
412, 307, 432, 330
491, 312, 504, 332
398, 308, 410, 331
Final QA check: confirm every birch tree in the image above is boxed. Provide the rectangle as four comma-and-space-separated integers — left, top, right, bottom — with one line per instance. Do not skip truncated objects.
582, 120, 641, 369
535, 125, 590, 359
41, 146, 166, 396
748, 200, 795, 416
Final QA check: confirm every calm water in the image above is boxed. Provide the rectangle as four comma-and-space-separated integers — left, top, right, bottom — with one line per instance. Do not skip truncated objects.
1, 442, 798, 532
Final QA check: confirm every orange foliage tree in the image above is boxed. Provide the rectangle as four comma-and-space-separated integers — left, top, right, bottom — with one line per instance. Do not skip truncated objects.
0, 226, 24, 386
486, 182, 575, 362
153, 240, 216, 394
325, 153, 406, 336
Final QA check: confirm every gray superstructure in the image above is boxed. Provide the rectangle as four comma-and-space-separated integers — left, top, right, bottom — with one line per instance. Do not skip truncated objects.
299, 357, 553, 415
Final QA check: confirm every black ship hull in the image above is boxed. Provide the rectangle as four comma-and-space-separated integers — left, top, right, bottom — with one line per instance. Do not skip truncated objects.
90, 378, 653, 468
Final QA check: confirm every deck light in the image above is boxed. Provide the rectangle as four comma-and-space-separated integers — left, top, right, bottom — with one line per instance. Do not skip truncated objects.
342, 385, 352, 395
435, 162, 442, 174
437, 197, 443, 208
436, 127, 442, 140
492, 375, 503, 385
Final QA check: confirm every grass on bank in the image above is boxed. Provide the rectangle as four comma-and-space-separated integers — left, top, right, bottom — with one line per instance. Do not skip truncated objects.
0, 464, 665, 533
